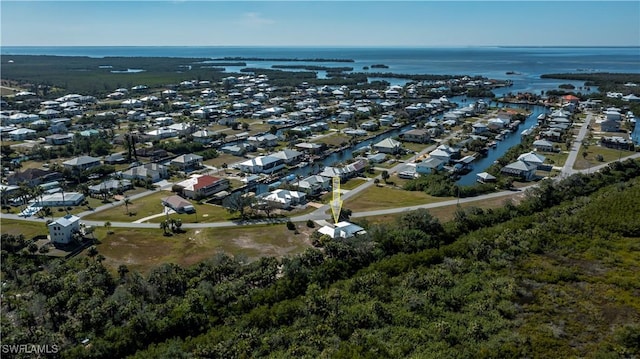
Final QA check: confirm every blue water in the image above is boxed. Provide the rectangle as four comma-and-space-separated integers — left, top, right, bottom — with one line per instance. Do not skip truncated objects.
3, 46, 639, 95
3, 46, 638, 190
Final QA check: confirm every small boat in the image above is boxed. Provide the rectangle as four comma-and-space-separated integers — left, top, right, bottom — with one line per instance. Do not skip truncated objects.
537, 113, 546, 121
496, 134, 504, 141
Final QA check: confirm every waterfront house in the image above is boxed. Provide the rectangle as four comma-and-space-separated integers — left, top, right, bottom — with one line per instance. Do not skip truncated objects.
476, 172, 497, 183
517, 152, 546, 168
272, 149, 304, 165
501, 160, 537, 181
293, 175, 332, 195
48, 214, 81, 245
248, 134, 279, 148
416, 157, 444, 175
295, 142, 325, 155
401, 129, 431, 143
175, 174, 229, 199
532, 139, 556, 152
373, 138, 403, 154
237, 155, 285, 174
260, 189, 307, 209
472, 122, 489, 134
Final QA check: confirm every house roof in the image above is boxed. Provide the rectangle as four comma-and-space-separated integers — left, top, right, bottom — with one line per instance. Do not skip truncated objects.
50, 214, 80, 228
418, 157, 444, 168
193, 175, 223, 191
503, 160, 537, 172
517, 151, 545, 164
272, 149, 303, 161
318, 221, 366, 239
172, 153, 204, 163
374, 138, 401, 149
162, 195, 193, 210
533, 139, 554, 147
63, 155, 100, 166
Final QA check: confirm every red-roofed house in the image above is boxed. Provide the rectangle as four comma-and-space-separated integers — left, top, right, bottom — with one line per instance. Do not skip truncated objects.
563, 95, 580, 104
175, 174, 229, 199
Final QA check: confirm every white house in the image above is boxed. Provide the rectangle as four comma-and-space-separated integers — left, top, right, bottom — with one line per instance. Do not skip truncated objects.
318, 221, 367, 239
237, 155, 284, 174
48, 214, 81, 245
260, 189, 306, 209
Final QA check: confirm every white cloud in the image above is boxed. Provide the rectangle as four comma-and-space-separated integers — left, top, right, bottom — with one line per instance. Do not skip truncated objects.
239, 12, 275, 27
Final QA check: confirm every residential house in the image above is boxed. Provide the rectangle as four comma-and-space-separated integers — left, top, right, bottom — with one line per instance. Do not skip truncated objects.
237, 155, 285, 174
318, 221, 367, 239
46, 133, 74, 145
122, 163, 168, 182
33, 192, 85, 207
532, 139, 556, 152
7, 168, 62, 186
88, 179, 132, 195
517, 152, 546, 168
48, 214, 81, 245
472, 122, 489, 134
175, 175, 229, 199
9, 128, 37, 141
220, 143, 252, 156
500, 160, 538, 181
401, 129, 431, 143
170, 153, 204, 172
260, 189, 306, 209
416, 157, 444, 175
294, 175, 331, 195
476, 172, 497, 183
272, 149, 304, 165
161, 195, 195, 213
103, 153, 126, 165
373, 138, 403, 154
295, 142, 325, 155
248, 134, 279, 148
63, 156, 101, 172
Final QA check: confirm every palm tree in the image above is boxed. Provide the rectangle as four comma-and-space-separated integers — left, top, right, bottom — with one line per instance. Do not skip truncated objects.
123, 197, 131, 215
104, 221, 112, 234
160, 220, 169, 236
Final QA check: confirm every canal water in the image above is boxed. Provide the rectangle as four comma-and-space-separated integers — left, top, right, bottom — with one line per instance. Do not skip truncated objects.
456, 103, 547, 185
250, 98, 548, 193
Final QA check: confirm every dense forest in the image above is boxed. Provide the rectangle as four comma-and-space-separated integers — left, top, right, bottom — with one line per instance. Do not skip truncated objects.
1, 159, 639, 358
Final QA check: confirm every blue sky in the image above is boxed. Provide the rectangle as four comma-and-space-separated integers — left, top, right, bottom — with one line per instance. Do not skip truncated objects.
2, 1, 639, 47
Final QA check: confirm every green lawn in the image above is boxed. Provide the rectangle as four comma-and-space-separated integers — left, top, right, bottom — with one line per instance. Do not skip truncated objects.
84, 190, 175, 222
1, 218, 48, 239
573, 145, 636, 170
312, 133, 350, 147
543, 151, 569, 167
343, 184, 454, 212
341, 177, 367, 190
203, 153, 246, 168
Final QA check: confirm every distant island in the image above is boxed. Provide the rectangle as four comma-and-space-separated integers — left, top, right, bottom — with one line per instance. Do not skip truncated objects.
211, 57, 355, 63
271, 65, 354, 72
371, 64, 390, 69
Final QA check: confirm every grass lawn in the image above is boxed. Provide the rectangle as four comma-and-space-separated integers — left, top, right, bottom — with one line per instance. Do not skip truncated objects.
312, 133, 350, 147
84, 190, 174, 222
93, 223, 314, 275
357, 193, 522, 225
203, 153, 246, 168
148, 203, 236, 223
1, 218, 48, 239
401, 142, 429, 153
573, 145, 636, 170
544, 151, 569, 167
343, 184, 454, 212
341, 177, 367, 190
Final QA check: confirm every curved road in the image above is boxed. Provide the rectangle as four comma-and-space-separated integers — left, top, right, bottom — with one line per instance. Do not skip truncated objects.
3, 111, 639, 229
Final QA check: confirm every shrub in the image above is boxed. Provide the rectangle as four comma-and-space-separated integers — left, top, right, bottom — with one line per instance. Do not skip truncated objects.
306, 220, 315, 228
286, 221, 296, 230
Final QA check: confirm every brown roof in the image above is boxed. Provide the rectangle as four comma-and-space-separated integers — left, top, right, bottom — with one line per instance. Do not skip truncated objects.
162, 195, 192, 209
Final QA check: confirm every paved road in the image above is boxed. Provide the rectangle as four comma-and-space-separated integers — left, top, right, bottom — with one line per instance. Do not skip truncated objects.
561, 112, 593, 177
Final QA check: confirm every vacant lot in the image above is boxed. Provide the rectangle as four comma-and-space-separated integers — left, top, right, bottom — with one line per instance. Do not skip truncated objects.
94, 223, 314, 274
343, 184, 453, 212
573, 145, 636, 170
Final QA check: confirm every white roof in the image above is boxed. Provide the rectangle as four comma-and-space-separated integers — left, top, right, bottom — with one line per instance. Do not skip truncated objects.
50, 214, 80, 228
318, 221, 366, 239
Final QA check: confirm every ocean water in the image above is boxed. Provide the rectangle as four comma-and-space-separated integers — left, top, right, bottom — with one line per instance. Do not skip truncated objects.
3, 46, 639, 94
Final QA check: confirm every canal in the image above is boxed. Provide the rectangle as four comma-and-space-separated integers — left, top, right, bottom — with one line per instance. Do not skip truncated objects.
254, 98, 548, 193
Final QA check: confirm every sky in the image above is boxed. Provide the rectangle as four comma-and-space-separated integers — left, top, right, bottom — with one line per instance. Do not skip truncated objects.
1, 1, 639, 47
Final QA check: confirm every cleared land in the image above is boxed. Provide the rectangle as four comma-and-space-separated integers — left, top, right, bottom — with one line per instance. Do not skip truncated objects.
573, 145, 636, 170
343, 184, 454, 212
